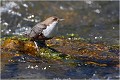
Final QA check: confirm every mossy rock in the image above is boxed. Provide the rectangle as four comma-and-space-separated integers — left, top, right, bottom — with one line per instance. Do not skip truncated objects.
46, 37, 119, 66
1, 35, 119, 66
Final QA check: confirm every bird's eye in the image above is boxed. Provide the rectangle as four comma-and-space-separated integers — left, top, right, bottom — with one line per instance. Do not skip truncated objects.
53, 17, 58, 21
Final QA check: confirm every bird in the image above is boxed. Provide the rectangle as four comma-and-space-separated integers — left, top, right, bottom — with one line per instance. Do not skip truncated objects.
24, 16, 64, 50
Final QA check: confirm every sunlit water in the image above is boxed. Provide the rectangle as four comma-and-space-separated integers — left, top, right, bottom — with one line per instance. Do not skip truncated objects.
1, 1, 119, 79
1, 54, 119, 79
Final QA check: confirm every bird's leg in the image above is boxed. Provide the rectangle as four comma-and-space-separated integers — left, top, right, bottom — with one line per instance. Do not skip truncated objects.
34, 41, 39, 52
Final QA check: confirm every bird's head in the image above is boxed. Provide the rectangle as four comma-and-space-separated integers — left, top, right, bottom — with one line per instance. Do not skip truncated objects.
41, 16, 64, 26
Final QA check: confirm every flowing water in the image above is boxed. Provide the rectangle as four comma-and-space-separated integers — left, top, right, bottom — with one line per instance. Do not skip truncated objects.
0, 1, 119, 79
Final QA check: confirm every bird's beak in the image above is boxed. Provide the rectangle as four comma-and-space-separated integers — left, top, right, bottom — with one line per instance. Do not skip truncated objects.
59, 19, 64, 21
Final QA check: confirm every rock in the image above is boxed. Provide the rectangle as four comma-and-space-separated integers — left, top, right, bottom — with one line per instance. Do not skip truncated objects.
1, 36, 119, 66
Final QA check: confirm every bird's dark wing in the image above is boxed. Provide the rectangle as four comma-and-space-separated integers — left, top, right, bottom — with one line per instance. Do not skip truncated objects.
26, 23, 46, 39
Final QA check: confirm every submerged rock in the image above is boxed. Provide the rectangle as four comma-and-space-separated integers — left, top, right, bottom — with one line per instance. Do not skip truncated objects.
1, 35, 119, 67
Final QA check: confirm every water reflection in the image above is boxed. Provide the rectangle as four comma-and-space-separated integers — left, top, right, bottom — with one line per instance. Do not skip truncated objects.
1, 1, 119, 79
1, 1, 119, 45
1, 58, 119, 79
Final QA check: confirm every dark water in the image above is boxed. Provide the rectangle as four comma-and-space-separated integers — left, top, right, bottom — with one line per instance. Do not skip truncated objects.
1, 54, 119, 79
1, 1, 119, 44
1, 1, 119, 79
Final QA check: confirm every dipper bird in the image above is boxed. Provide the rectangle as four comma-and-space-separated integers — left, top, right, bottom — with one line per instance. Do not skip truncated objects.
24, 16, 64, 50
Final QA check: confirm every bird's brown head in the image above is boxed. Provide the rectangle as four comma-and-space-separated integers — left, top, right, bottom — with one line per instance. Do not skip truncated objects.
41, 16, 64, 26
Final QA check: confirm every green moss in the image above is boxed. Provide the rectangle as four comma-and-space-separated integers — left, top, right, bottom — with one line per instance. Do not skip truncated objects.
1, 35, 119, 66
37, 47, 70, 60
109, 45, 119, 49
18, 36, 30, 41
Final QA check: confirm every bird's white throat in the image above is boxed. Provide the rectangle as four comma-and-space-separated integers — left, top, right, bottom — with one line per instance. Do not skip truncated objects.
42, 21, 58, 38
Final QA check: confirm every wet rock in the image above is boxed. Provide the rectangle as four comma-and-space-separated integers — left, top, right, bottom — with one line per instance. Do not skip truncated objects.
1, 38, 24, 51
24, 41, 37, 56
1, 36, 119, 67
